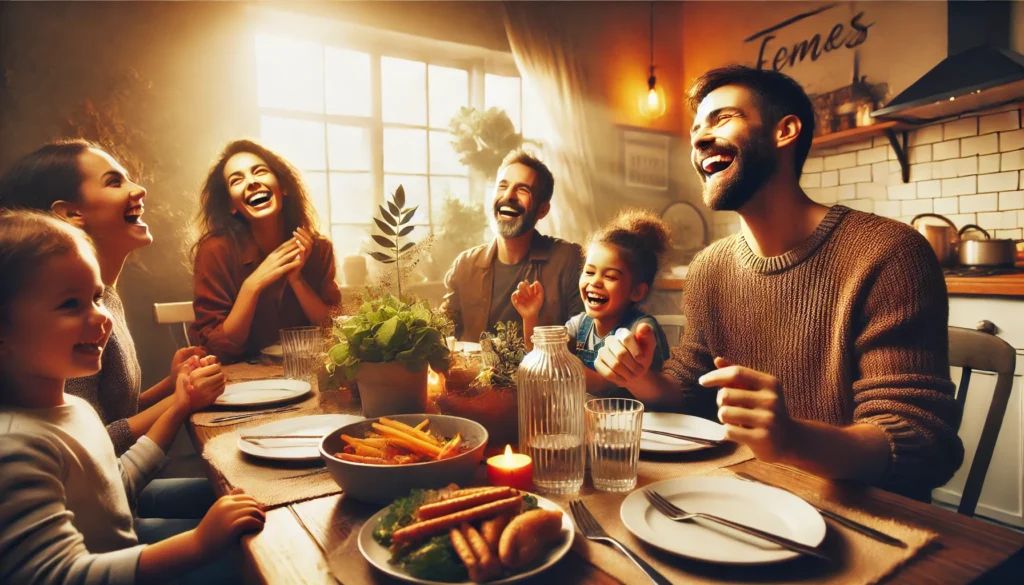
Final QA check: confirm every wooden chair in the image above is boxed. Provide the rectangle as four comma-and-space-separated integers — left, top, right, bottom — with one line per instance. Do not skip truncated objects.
153, 302, 196, 347
653, 314, 687, 346
947, 325, 1016, 517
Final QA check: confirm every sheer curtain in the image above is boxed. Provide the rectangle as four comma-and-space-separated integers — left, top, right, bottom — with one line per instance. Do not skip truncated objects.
502, 2, 602, 244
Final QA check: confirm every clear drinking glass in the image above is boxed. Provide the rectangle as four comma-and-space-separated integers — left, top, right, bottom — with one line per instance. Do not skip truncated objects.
517, 325, 586, 494
280, 326, 321, 382
586, 398, 644, 492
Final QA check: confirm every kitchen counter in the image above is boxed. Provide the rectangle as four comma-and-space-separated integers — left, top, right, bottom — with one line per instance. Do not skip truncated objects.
655, 273, 1024, 297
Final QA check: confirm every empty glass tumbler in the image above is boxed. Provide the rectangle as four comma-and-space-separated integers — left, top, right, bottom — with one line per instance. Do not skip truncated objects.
280, 326, 321, 382
517, 325, 587, 494
586, 398, 644, 492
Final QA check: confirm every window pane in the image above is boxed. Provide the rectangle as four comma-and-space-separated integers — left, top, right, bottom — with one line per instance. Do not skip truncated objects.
255, 34, 324, 114
522, 76, 548, 140
325, 47, 371, 117
429, 131, 467, 175
485, 74, 522, 132
383, 128, 427, 174
428, 65, 468, 129
331, 224, 371, 266
327, 125, 371, 172
260, 115, 326, 171
384, 175, 429, 225
381, 57, 426, 125
430, 176, 471, 225
329, 173, 374, 224
305, 171, 330, 233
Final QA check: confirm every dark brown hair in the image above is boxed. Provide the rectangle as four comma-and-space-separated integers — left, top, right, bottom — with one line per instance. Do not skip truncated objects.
589, 208, 672, 288
687, 65, 816, 177
0, 139, 100, 211
190, 139, 321, 260
0, 209, 96, 328
499, 149, 555, 205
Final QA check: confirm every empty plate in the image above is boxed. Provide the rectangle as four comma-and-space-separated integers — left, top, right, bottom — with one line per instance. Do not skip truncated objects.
237, 414, 364, 461
261, 344, 283, 358
215, 378, 312, 407
641, 412, 726, 453
620, 476, 825, 564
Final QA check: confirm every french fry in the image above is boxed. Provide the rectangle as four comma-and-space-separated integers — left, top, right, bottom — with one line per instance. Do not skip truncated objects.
437, 433, 463, 460
392, 495, 524, 544
417, 487, 514, 520
354, 444, 385, 458
341, 434, 364, 447
481, 513, 511, 554
379, 417, 441, 446
414, 419, 430, 431
360, 438, 387, 449
337, 453, 387, 464
462, 524, 500, 580
449, 527, 480, 581
372, 423, 442, 457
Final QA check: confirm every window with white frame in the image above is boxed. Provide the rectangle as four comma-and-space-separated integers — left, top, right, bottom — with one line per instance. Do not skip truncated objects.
253, 26, 543, 263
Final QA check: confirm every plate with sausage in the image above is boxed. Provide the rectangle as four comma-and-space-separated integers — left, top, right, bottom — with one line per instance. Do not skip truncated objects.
358, 485, 573, 584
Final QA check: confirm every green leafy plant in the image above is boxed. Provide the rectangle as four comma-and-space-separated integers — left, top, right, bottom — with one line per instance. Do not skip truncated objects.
369, 185, 418, 298
448, 106, 525, 180
327, 294, 452, 380
429, 196, 487, 280
473, 321, 527, 390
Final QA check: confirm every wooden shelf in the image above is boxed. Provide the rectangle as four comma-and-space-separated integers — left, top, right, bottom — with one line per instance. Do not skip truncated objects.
811, 120, 912, 183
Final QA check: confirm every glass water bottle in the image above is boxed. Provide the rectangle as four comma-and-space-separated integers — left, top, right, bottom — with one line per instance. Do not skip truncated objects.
517, 325, 586, 494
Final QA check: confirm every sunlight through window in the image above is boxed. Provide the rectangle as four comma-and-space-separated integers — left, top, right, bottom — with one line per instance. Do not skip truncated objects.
254, 33, 324, 113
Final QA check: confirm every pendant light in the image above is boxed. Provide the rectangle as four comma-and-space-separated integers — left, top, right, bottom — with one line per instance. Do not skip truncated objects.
639, 1, 666, 119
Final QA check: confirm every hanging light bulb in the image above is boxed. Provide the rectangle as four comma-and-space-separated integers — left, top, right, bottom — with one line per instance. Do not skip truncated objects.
639, 2, 666, 120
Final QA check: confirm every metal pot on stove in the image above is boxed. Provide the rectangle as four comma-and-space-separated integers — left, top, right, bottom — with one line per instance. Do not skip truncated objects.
911, 214, 959, 267
957, 225, 1018, 267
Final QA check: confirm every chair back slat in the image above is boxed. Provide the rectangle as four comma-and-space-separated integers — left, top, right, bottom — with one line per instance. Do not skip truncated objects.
153, 302, 196, 348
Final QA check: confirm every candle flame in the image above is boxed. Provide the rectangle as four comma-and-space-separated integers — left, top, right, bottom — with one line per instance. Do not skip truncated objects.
504, 444, 513, 461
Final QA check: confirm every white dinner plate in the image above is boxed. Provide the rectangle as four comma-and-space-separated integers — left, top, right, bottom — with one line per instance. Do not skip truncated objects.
455, 341, 481, 353
237, 414, 364, 461
261, 344, 283, 358
640, 412, 727, 453
620, 476, 826, 564
215, 378, 312, 407
359, 494, 574, 584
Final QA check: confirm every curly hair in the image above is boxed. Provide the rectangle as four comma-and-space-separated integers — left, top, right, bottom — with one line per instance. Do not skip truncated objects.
189, 139, 321, 261
588, 208, 672, 287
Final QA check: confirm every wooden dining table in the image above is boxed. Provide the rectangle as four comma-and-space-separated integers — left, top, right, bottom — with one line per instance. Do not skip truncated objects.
186, 363, 1024, 585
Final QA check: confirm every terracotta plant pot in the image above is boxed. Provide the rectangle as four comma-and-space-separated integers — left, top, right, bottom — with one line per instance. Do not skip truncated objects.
356, 361, 428, 418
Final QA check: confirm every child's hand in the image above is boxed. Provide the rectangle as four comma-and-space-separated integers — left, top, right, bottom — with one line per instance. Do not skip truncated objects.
511, 280, 544, 319
194, 489, 265, 553
175, 355, 226, 413
171, 346, 206, 376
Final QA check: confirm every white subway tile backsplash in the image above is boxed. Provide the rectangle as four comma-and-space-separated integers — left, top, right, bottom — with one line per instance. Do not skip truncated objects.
961, 133, 999, 156
933, 140, 961, 160
821, 170, 838, 187
910, 125, 944, 146
944, 117, 978, 140
935, 160, 957, 179
909, 145, 932, 164
978, 171, 1018, 192
824, 152, 858, 170
888, 183, 917, 200
934, 197, 959, 214
872, 161, 890, 183
845, 199, 875, 213
999, 190, 1024, 210
838, 184, 856, 200
838, 139, 875, 154
857, 146, 888, 166
875, 200, 902, 218
800, 173, 822, 188
803, 157, 824, 173
917, 180, 942, 199
1019, 210, 1024, 227
1001, 129, 1024, 152
979, 110, 1020, 135
977, 210, 1018, 230
857, 182, 889, 200
947, 213, 977, 226
840, 165, 873, 184
909, 162, 934, 182
995, 228, 1023, 239
956, 156, 978, 177
811, 147, 839, 157
873, 136, 890, 149
1001, 149, 1024, 171
902, 199, 933, 216
942, 176, 977, 197
814, 186, 839, 203
979, 153, 1001, 174
959, 192, 998, 212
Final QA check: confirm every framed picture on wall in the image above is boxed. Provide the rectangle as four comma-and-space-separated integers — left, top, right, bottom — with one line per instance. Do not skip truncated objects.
622, 128, 671, 191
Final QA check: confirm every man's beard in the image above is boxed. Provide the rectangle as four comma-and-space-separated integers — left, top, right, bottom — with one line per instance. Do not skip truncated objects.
700, 129, 778, 212
491, 200, 538, 239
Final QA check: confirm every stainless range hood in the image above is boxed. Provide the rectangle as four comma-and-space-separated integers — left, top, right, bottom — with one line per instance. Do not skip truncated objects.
873, 1, 1024, 124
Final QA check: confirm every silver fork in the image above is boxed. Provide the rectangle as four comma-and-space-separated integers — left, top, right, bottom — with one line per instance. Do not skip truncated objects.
569, 500, 674, 585
643, 490, 831, 562
209, 406, 301, 423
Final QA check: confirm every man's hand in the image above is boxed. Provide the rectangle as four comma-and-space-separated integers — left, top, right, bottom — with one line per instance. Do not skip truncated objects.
594, 323, 657, 389
510, 280, 544, 320
699, 357, 796, 463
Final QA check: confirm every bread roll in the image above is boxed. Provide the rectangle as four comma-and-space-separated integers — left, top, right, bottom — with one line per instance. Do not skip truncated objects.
498, 509, 564, 569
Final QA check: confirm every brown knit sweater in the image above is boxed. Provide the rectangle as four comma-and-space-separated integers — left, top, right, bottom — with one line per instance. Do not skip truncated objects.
665, 205, 964, 500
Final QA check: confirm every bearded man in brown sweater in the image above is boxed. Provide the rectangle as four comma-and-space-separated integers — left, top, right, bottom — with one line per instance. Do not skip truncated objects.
597, 66, 964, 500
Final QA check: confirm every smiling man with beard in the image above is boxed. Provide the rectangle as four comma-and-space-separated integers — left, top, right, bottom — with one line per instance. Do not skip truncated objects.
594, 65, 964, 501
441, 150, 584, 342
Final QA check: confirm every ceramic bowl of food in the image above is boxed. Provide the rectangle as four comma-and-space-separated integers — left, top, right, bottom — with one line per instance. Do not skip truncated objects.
320, 414, 488, 504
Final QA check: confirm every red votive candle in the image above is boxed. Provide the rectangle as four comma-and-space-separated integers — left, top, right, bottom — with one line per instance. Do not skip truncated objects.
486, 445, 533, 491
